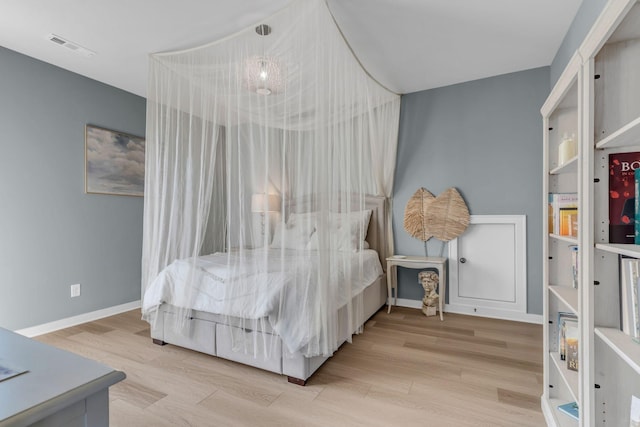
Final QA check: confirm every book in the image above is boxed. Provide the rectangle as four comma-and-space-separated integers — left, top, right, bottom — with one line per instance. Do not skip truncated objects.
549, 193, 578, 236
620, 257, 640, 337
609, 152, 640, 243
558, 313, 578, 360
566, 321, 579, 371
569, 245, 579, 289
557, 401, 579, 421
636, 168, 640, 245
560, 207, 578, 236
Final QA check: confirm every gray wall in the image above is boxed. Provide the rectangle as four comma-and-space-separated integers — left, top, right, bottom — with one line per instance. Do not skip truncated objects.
0, 46, 145, 330
394, 67, 549, 314
550, 0, 608, 87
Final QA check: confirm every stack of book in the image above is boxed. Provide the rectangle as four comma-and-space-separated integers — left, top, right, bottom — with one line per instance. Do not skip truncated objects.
549, 193, 578, 237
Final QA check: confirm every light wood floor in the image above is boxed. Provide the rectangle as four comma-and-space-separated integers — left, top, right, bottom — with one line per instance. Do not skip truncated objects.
36, 307, 545, 426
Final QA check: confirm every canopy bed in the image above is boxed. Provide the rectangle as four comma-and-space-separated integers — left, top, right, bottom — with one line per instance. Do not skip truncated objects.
140, 0, 400, 385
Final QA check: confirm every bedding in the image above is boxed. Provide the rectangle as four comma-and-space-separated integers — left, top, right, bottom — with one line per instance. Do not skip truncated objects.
142, 248, 383, 354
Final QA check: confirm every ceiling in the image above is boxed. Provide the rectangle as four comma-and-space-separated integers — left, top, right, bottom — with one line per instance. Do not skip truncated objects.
0, 0, 582, 97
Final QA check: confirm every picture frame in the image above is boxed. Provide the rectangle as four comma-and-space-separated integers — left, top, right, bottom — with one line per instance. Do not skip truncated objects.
85, 124, 145, 197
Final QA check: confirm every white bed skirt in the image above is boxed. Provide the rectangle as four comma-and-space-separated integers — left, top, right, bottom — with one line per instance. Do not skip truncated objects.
149, 274, 386, 383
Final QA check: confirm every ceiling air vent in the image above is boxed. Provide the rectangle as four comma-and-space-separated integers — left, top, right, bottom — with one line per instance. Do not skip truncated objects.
46, 34, 96, 58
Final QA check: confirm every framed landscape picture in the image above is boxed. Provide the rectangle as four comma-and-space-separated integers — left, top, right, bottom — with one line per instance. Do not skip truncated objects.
85, 125, 145, 197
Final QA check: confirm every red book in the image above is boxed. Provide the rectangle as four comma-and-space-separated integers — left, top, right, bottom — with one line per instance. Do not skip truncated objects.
609, 152, 640, 243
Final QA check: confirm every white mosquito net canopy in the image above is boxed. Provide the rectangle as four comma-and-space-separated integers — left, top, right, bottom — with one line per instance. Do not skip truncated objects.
141, 0, 400, 358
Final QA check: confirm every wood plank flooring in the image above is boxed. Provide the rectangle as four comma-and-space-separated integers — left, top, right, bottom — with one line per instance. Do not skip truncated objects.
35, 307, 545, 426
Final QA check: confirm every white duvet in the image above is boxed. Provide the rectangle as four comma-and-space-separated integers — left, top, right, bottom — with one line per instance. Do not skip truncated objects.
142, 248, 383, 354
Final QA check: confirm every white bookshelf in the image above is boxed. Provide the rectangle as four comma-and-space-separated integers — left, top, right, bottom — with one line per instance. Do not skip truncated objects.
542, 1, 640, 425
550, 234, 579, 245
550, 156, 579, 175
548, 398, 580, 427
595, 242, 640, 258
594, 327, 640, 375
542, 46, 582, 426
549, 286, 579, 315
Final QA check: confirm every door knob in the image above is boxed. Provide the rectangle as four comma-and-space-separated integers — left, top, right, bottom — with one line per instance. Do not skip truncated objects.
460, 257, 467, 264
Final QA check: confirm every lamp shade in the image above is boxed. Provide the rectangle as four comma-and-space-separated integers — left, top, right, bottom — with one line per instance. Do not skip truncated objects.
251, 194, 281, 213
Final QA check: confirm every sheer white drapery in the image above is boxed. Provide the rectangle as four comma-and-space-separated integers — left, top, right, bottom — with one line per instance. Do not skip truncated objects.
141, 0, 400, 358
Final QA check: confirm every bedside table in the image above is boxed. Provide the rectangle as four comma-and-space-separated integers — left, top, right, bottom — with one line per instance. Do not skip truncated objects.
386, 255, 447, 320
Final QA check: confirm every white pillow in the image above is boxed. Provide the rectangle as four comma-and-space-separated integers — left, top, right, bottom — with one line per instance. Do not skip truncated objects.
307, 232, 370, 251
287, 211, 318, 228
271, 220, 315, 250
306, 210, 372, 252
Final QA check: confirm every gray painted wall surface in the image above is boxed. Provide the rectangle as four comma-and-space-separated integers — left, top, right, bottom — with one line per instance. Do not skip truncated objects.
394, 67, 549, 314
0, 47, 145, 330
550, 0, 607, 87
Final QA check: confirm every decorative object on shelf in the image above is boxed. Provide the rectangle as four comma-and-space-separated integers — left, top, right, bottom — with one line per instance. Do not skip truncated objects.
557, 401, 579, 421
609, 152, 640, 243
418, 270, 439, 317
85, 125, 145, 197
558, 132, 577, 166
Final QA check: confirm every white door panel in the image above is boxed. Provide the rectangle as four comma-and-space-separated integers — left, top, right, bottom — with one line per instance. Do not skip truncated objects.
458, 223, 516, 302
448, 215, 527, 318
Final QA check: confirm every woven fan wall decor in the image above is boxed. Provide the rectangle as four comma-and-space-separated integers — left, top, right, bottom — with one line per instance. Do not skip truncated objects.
424, 187, 470, 241
403, 188, 435, 242
403, 187, 470, 244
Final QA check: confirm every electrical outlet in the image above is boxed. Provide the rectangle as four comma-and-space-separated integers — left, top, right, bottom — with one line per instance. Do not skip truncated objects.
70, 283, 81, 298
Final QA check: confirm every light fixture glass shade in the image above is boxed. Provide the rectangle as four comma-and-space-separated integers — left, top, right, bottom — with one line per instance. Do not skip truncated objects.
251, 193, 281, 213
244, 56, 283, 95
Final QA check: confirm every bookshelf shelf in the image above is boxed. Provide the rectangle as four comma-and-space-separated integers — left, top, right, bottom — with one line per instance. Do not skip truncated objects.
594, 327, 640, 375
550, 234, 579, 245
594, 115, 640, 150
550, 156, 579, 175
549, 285, 579, 314
595, 242, 640, 258
550, 351, 579, 402
544, 398, 579, 427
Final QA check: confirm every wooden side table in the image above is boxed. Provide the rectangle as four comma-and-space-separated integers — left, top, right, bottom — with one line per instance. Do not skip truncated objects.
386, 255, 448, 320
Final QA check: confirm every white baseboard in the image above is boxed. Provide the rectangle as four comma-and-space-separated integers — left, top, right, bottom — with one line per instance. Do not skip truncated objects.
15, 300, 142, 337
390, 298, 543, 324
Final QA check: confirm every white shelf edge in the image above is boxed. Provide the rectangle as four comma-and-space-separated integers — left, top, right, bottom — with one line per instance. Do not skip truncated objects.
595, 116, 640, 149
541, 52, 581, 116
550, 156, 579, 175
550, 234, 579, 245
594, 327, 640, 375
595, 242, 640, 258
550, 352, 579, 402
542, 397, 580, 427
549, 285, 579, 315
